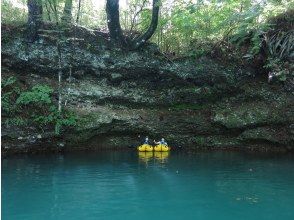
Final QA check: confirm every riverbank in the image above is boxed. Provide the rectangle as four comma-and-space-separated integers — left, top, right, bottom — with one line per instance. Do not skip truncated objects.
1, 24, 294, 154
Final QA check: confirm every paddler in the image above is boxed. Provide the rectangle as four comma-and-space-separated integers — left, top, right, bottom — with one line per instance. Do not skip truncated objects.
144, 136, 150, 144
154, 138, 168, 145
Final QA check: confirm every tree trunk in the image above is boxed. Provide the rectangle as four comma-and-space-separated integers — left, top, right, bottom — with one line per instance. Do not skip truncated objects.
131, 0, 160, 49
76, 0, 82, 23
106, 0, 160, 49
47, 0, 58, 23
27, 0, 43, 42
106, 0, 127, 47
61, 0, 73, 25
57, 42, 63, 113
44, 1, 51, 21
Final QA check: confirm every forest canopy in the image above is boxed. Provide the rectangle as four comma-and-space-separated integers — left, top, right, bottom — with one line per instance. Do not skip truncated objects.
2, 0, 293, 54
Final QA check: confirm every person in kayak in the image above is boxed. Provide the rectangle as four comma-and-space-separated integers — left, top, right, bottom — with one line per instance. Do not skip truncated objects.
154, 138, 168, 145
144, 136, 150, 144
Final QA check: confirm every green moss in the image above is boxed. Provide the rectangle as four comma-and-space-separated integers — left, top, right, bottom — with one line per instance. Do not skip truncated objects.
213, 101, 291, 129
194, 136, 206, 145
3, 117, 28, 127
194, 135, 241, 147
240, 127, 293, 145
76, 111, 114, 130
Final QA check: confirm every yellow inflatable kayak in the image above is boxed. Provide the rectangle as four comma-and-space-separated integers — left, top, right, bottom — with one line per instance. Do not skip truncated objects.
137, 144, 153, 152
154, 144, 170, 152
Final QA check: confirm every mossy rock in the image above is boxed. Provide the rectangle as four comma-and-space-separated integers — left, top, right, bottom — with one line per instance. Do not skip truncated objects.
240, 127, 294, 145
194, 135, 241, 147
213, 101, 293, 129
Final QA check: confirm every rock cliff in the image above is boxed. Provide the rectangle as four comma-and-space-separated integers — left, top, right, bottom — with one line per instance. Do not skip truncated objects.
2, 25, 293, 153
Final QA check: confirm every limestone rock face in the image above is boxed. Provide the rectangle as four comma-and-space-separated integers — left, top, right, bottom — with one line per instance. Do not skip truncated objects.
2, 26, 293, 154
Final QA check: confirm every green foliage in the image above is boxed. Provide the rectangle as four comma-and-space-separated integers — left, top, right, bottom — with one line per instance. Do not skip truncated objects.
16, 85, 53, 105
152, 0, 292, 55
266, 30, 293, 60
1, 76, 20, 115
264, 58, 293, 82
2, 78, 77, 135
15, 84, 77, 134
2, 76, 17, 88
2, 0, 292, 56
195, 136, 206, 146
4, 117, 28, 127
1, 0, 27, 25
229, 1, 293, 58
33, 105, 77, 135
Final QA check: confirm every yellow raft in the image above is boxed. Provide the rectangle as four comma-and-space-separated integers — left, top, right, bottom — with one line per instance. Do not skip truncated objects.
137, 144, 153, 152
154, 144, 170, 152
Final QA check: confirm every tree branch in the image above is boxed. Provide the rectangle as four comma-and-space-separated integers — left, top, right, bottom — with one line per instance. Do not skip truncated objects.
130, 0, 160, 49
129, 0, 148, 34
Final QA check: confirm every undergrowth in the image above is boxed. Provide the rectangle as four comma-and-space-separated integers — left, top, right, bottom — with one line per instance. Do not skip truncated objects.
1, 76, 77, 135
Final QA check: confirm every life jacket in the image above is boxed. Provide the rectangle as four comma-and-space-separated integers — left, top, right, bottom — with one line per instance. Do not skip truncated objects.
160, 140, 167, 145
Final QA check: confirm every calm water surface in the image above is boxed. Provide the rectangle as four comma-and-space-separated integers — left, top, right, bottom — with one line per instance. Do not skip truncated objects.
2, 151, 294, 220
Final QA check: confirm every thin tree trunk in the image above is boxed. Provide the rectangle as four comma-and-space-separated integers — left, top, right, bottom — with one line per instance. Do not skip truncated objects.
47, 0, 58, 23
27, 0, 43, 42
44, 1, 51, 21
61, 0, 73, 25
57, 42, 62, 112
76, 0, 82, 23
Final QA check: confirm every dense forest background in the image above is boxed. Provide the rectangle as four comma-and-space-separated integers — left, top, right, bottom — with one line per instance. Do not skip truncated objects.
2, 0, 293, 55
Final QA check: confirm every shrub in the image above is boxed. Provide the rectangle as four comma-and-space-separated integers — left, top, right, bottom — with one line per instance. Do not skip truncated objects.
16, 84, 77, 134
16, 85, 53, 105
1, 76, 20, 115
2, 81, 77, 135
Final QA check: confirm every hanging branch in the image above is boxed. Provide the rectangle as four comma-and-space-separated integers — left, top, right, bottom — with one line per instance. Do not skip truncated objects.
129, 0, 148, 35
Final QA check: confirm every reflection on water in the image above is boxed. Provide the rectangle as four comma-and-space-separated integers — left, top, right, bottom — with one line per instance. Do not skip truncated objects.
138, 152, 154, 163
2, 151, 294, 220
138, 151, 170, 164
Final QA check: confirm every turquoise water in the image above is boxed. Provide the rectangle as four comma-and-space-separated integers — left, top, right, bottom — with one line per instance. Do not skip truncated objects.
2, 151, 294, 220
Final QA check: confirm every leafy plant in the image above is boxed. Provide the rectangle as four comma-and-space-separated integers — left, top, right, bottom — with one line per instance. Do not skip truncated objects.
1, 76, 16, 88
1, 76, 20, 115
264, 58, 292, 82
33, 105, 77, 134
2, 81, 77, 134
15, 84, 77, 134
16, 85, 53, 105
4, 117, 28, 127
